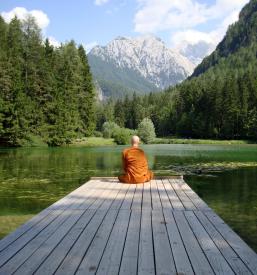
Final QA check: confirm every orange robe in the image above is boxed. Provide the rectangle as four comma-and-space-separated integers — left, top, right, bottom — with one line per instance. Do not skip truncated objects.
118, 147, 154, 183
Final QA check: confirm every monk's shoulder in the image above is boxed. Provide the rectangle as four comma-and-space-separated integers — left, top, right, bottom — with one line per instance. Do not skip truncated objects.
123, 147, 129, 153
122, 147, 131, 156
136, 148, 145, 154
123, 147, 145, 156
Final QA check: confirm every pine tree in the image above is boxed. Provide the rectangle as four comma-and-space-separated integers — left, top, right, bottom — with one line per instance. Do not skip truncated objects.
78, 45, 95, 136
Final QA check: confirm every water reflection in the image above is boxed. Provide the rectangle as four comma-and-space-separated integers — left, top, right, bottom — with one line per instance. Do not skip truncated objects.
186, 168, 257, 252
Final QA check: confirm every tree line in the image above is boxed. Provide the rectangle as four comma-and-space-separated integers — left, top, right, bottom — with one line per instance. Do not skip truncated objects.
97, 50, 257, 141
0, 15, 95, 146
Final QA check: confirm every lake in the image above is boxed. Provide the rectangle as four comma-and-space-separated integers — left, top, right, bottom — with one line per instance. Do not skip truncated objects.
0, 144, 256, 252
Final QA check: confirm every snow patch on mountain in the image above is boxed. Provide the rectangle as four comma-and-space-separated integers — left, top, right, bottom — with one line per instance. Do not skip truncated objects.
89, 35, 195, 89
176, 40, 216, 65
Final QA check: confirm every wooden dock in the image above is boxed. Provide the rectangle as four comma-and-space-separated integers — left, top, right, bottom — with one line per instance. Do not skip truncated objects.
0, 177, 257, 275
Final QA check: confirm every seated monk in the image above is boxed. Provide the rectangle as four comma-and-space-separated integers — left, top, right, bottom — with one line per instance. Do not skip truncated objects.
118, 135, 154, 184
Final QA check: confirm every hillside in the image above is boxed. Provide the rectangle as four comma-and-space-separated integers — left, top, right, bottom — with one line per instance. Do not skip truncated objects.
192, 0, 257, 77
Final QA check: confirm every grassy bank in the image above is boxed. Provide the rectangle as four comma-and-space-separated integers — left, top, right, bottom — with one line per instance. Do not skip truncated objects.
3, 136, 256, 147
153, 138, 255, 145
69, 137, 115, 146
70, 137, 256, 146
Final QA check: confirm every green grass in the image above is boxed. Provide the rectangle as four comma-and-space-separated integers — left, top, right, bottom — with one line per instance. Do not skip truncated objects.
153, 138, 255, 145
69, 137, 116, 146
0, 214, 35, 239
19, 134, 48, 147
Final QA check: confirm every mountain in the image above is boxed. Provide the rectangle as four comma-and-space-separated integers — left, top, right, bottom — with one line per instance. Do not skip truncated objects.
177, 41, 215, 65
192, 0, 257, 77
88, 35, 194, 98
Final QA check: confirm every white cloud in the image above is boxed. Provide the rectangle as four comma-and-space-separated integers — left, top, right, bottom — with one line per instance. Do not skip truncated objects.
171, 12, 239, 49
48, 36, 60, 48
207, 0, 249, 20
135, 0, 208, 33
1, 7, 50, 29
84, 41, 98, 53
172, 30, 214, 46
94, 0, 110, 6
134, 0, 249, 46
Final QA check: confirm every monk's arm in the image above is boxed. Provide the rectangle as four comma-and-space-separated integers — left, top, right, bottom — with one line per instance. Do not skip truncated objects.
122, 152, 127, 172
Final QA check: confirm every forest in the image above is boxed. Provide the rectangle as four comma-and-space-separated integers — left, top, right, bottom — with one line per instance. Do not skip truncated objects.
0, 15, 95, 146
1, 0, 257, 146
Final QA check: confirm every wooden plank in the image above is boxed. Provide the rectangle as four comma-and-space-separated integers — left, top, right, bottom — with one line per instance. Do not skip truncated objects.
0, 209, 51, 253
0, 209, 71, 274
34, 209, 97, 275
0, 181, 105, 271
142, 181, 152, 209
70, 181, 108, 210
88, 181, 116, 210
98, 181, 122, 210
163, 179, 184, 210
204, 210, 257, 274
0, 180, 97, 252
0, 210, 64, 268
119, 210, 141, 275
96, 210, 131, 274
163, 209, 194, 275
138, 210, 155, 275
75, 210, 119, 275
156, 179, 172, 209
152, 210, 176, 274
54, 209, 108, 274
1, 176, 257, 275
49, 180, 98, 210
184, 211, 234, 275
120, 184, 136, 210
90, 176, 183, 180
110, 182, 130, 210
77, 180, 111, 210
173, 211, 214, 275
171, 179, 196, 210
131, 184, 143, 210
155, 175, 183, 179
180, 180, 211, 210
194, 210, 252, 275
12, 210, 84, 275
150, 180, 162, 210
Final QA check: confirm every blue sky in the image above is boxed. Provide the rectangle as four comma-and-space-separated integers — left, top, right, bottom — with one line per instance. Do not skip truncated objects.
0, 0, 249, 51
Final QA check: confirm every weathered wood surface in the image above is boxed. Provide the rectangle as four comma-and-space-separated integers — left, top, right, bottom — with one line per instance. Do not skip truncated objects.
0, 177, 256, 275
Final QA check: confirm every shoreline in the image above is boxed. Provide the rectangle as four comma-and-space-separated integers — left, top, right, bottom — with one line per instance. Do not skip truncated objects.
1, 137, 257, 148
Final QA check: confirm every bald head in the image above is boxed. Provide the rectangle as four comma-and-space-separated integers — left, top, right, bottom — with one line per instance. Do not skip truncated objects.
131, 135, 140, 147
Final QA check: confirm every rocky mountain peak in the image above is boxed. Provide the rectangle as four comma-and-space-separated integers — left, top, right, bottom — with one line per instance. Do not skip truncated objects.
89, 35, 195, 91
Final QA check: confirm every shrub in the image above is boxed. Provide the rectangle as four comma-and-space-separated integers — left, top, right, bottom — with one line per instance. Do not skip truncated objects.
137, 118, 156, 144
113, 128, 136, 145
93, 130, 103, 137
102, 121, 120, 138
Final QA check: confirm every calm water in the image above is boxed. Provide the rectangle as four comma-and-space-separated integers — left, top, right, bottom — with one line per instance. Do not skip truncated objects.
0, 144, 256, 252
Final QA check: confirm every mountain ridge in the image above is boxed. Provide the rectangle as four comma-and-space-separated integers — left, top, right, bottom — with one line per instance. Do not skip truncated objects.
88, 35, 195, 98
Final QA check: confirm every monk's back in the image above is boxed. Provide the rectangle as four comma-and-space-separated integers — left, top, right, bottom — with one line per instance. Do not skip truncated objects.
118, 135, 154, 184
120, 147, 152, 183
124, 147, 148, 175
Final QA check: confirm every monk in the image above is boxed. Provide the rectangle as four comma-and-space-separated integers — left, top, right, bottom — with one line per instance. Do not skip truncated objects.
118, 135, 154, 183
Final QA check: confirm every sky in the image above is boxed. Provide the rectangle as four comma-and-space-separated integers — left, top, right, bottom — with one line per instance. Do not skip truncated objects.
0, 0, 250, 52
